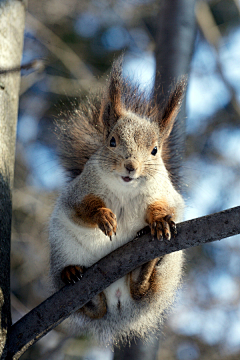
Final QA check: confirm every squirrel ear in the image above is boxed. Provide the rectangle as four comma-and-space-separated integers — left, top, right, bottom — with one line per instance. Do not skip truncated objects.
100, 57, 124, 133
159, 76, 187, 139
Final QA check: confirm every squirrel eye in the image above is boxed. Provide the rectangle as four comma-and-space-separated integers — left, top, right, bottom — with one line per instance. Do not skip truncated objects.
110, 137, 116, 147
151, 146, 157, 156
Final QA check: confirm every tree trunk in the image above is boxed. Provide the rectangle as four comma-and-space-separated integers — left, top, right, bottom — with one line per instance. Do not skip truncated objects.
0, 0, 26, 358
155, 0, 197, 190
114, 1, 196, 359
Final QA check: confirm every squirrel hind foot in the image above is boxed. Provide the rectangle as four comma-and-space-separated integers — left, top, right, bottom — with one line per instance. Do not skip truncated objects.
61, 265, 86, 285
77, 292, 107, 319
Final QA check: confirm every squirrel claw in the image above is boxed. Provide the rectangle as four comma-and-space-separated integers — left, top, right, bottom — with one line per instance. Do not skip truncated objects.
171, 223, 177, 236
165, 215, 177, 236
137, 226, 151, 238
76, 273, 83, 281
61, 265, 86, 285
147, 214, 176, 241
97, 208, 117, 239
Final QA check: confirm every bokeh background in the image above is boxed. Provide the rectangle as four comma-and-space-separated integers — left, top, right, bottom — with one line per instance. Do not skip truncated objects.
11, 0, 240, 359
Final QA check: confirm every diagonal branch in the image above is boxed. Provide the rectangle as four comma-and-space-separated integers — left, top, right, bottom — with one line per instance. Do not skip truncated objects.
26, 12, 101, 90
7, 205, 240, 359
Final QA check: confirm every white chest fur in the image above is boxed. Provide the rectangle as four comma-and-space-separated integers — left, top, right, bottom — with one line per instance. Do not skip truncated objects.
50, 161, 183, 269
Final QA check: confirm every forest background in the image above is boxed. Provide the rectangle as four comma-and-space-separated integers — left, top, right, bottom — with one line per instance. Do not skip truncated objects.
8, 0, 240, 359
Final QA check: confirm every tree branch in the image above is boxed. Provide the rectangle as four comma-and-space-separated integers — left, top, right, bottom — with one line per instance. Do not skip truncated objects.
26, 12, 101, 90
7, 206, 240, 359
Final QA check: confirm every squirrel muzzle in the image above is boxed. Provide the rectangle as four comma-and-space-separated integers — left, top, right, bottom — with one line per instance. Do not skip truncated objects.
124, 159, 138, 174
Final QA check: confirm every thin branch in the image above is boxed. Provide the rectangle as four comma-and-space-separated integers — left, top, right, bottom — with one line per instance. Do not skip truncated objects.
44, 75, 97, 96
26, 12, 101, 90
0, 60, 44, 75
7, 206, 240, 359
196, 1, 240, 117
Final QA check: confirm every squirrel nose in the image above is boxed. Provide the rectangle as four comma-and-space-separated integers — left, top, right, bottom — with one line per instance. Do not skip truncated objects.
124, 161, 138, 173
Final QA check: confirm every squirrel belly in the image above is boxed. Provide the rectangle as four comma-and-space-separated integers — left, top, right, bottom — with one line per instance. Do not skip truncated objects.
49, 59, 187, 344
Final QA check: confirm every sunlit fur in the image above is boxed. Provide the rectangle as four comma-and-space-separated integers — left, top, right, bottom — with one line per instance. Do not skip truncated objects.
49, 59, 186, 345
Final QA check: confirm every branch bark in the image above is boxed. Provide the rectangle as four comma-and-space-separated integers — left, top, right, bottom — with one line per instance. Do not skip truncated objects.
0, 0, 26, 358
7, 206, 240, 359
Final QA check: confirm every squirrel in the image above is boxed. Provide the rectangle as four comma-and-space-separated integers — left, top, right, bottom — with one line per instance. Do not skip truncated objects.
49, 58, 186, 345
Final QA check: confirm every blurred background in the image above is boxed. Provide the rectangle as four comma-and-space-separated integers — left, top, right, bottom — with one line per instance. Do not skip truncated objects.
11, 0, 240, 359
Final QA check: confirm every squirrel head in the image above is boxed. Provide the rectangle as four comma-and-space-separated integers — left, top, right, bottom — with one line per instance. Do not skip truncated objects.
99, 113, 159, 184
57, 58, 187, 181
97, 59, 187, 186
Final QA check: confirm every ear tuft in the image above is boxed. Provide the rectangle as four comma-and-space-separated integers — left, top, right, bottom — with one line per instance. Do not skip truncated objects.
109, 56, 123, 118
160, 76, 187, 138
100, 56, 124, 133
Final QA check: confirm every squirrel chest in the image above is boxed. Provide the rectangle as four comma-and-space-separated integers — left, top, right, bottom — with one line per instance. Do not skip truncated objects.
52, 152, 182, 264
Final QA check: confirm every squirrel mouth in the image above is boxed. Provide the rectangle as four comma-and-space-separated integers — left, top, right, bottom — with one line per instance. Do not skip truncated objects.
121, 176, 133, 182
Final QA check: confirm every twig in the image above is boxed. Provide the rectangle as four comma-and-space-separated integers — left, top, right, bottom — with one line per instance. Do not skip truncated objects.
196, 1, 240, 117
0, 60, 44, 75
26, 12, 101, 90
7, 206, 240, 359
45, 75, 96, 96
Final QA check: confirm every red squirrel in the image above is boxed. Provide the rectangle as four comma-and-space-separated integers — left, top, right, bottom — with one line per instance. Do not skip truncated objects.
49, 59, 186, 344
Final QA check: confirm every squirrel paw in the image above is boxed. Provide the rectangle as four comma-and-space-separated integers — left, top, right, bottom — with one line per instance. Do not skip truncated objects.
61, 265, 86, 285
95, 208, 117, 240
148, 215, 177, 241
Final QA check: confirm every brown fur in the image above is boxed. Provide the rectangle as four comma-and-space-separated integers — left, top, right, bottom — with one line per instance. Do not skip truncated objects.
56, 95, 105, 179
129, 258, 160, 300
77, 292, 107, 319
129, 198, 177, 301
160, 77, 187, 139
146, 199, 176, 240
160, 77, 187, 190
100, 58, 124, 131
72, 194, 117, 237
61, 265, 107, 319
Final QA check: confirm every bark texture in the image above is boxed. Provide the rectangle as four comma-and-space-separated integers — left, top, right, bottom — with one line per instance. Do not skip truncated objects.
0, 0, 26, 358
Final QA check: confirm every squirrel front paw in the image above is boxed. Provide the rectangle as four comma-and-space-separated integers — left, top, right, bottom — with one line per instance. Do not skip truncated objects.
146, 201, 177, 241
149, 214, 177, 240
94, 208, 117, 240
146, 211, 177, 241
61, 265, 86, 285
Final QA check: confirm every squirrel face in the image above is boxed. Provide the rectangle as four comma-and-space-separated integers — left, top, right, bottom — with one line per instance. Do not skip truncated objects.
98, 112, 163, 186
